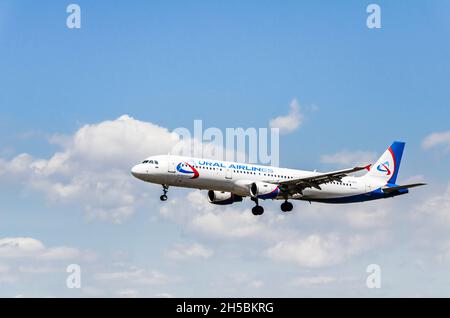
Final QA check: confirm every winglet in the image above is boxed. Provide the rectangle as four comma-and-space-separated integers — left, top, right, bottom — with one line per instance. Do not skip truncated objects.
354, 165, 372, 172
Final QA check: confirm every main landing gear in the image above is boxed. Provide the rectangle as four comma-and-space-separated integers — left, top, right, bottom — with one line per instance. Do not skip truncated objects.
281, 200, 293, 212
160, 184, 169, 201
251, 197, 264, 216
250, 198, 293, 215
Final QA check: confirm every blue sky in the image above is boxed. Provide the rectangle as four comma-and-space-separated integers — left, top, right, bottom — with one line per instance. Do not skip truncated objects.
1, 1, 450, 297
1, 1, 450, 174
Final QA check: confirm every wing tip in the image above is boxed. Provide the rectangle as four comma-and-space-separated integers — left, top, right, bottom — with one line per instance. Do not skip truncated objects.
355, 164, 372, 171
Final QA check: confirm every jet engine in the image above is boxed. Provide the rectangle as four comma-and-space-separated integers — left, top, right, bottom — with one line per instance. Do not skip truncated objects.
250, 182, 280, 199
207, 190, 243, 205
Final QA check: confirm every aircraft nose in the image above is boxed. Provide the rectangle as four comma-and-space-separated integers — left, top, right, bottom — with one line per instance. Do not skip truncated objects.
131, 164, 142, 178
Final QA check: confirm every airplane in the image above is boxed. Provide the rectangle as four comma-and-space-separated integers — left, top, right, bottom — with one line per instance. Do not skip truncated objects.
131, 141, 426, 216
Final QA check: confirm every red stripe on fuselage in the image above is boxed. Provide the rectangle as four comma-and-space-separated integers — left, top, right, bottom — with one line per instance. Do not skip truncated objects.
185, 162, 199, 179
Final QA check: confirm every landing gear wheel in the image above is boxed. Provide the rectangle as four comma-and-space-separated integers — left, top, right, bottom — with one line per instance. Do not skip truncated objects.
281, 201, 293, 212
160, 185, 169, 201
252, 205, 264, 216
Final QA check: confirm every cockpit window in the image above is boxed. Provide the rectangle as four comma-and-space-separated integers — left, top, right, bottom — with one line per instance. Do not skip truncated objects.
154, 160, 159, 165
141, 159, 158, 164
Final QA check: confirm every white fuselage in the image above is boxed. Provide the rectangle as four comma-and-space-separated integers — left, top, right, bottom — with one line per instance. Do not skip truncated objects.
131, 155, 387, 202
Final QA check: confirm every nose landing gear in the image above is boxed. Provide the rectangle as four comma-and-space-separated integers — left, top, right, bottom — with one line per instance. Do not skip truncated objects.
160, 185, 169, 201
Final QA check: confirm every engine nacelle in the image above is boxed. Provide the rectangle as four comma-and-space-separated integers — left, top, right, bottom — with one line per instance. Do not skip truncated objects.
207, 190, 243, 205
250, 182, 280, 199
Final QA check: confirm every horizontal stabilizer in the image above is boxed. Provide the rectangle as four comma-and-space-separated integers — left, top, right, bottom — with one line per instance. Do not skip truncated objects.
382, 183, 427, 194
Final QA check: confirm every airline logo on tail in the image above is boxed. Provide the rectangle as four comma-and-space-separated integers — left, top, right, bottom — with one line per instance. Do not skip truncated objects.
176, 162, 200, 179
377, 161, 392, 176
365, 141, 404, 184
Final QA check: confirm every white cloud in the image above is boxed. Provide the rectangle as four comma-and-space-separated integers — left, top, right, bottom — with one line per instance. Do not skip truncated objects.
289, 275, 357, 287
18, 265, 59, 274
320, 150, 377, 167
0, 115, 247, 224
155, 292, 174, 298
3, 114, 442, 296
81, 286, 105, 297
38, 247, 82, 261
416, 183, 450, 227
68, 115, 179, 166
422, 131, 450, 152
116, 289, 140, 298
0, 237, 45, 258
215, 272, 264, 291
164, 243, 214, 261
434, 240, 450, 264
248, 280, 264, 289
0, 238, 93, 289
0, 115, 182, 223
0, 237, 90, 261
0, 158, 5, 175
0, 275, 17, 284
0, 264, 10, 273
189, 211, 266, 240
290, 275, 336, 286
3, 154, 34, 174
269, 99, 303, 135
94, 267, 174, 285
159, 191, 287, 241
85, 205, 135, 224
158, 189, 390, 270
345, 208, 389, 229
265, 233, 382, 268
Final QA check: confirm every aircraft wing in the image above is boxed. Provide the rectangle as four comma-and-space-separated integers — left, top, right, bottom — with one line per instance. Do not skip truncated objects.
276, 165, 371, 192
381, 183, 427, 194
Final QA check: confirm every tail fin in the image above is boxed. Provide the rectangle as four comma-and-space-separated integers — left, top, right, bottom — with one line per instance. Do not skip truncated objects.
365, 141, 405, 184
